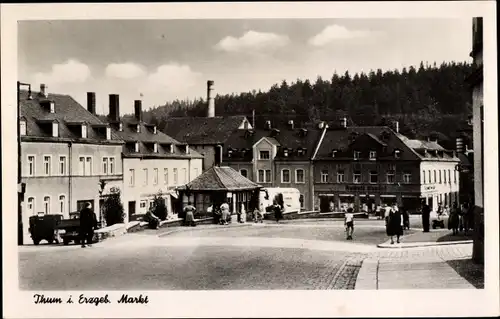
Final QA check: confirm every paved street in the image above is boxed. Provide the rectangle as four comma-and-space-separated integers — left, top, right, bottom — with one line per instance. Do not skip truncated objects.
19, 220, 385, 290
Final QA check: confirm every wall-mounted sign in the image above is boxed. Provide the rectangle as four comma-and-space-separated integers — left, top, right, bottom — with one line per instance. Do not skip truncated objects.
346, 185, 386, 193
424, 186, 435, 191
227, 192, 232, 198
110, 187, 120, 193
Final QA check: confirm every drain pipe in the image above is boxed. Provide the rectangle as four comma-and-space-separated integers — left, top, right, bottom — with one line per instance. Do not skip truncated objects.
68, 142, 73, 215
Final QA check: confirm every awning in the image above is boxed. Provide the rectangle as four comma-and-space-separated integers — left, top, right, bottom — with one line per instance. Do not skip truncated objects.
380, 195, 397, 198
339, 194, 355, 197
359, 194, 376, 197
318, 193, 335, 197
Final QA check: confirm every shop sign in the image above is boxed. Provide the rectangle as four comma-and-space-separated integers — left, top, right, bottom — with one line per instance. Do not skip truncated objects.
110, 187, 120, 193
424, 185, 435, 191
346, 185, 385, 193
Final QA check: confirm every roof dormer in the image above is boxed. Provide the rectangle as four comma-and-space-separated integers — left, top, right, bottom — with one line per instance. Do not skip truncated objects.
283, 148, 289, 157
394, 149, 401, 159
20, 117, 27, 136
106, 127, 111, 140
135, 141, 140, 153
136, 124, 140, 133
119, 122, 123, 132
81, 123, 88, 138
169, 144, 174, 154
153, 143, 158, 153
331, 149, 338, 158
185, 145, 190, 154
52, 121, 59, 137
41, 100, 55, 113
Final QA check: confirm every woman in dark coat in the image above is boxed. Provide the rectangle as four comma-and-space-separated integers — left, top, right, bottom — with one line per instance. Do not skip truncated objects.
386, 207, 404, 244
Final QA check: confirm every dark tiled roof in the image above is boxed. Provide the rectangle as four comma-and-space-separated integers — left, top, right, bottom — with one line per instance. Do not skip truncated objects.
101, 118, 203, 159
177, 166, 262, 191
20, 90, 123, 144
223, 127, 323, 161
162, 116, 249, 144
315, 126, 421, 161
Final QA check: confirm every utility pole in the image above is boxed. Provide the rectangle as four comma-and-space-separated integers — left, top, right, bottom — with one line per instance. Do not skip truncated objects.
17, 81, 32, 245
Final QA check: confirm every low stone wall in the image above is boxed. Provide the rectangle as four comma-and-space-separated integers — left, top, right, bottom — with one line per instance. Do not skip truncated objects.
126, 217, 215, 233
95, 223, 127, 241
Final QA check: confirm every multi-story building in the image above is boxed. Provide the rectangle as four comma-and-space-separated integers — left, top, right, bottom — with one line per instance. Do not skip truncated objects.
313, 119, 460, 213
468, 17, 484, 264
222, 120, 323, 211
104, 95, 203, 222
162, 81, 252, 170
19, 85, 124, 243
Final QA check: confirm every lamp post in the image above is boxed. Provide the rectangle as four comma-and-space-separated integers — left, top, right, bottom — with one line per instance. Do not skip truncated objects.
17, 81, 32, 246
98, 180, 107, 228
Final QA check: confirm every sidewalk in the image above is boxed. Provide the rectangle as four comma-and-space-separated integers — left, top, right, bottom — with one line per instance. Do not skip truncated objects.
378, 228, 474, 248
356, 243, 484, 289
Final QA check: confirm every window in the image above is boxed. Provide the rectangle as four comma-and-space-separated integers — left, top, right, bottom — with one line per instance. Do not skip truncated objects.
403, 172, 412, 184
394, 149, 401, 159
428, 170, 432, 183
49, 101, 55, 113
240, 169, 248, 178
153, 168, 158, 185
448, 170, 451, 184
20, 120, 26, 136
387, 170, 395, 184
135, 142, 140, 153
259, 151, 270, 159
59, 195, 66, 214
443, 169, 447, 183
434, 170, 437, 183
153, 143, 158, 153
164, 168, 168, 185
369, 171, 378, 184
143, 168, 148, 186
43, 156, 51, 176
27, 197, 35, 215
79, 157, 85, 175
102, 157, 108, 175
454, 170, 457, 184
182, 168, 187, 184
369, 151, 377, 160
388, 164, 396, 171
85, 157, 92, 175
321, 170, 328, 183
43, 196, 51, 214
106, 127, 111, 140
81, 125, 87, 138
337, 170, 345, 183
439, 170, 442, 184
281, 169, 291, 183
422, 170, 426, 184
129, 169, 135, 186
28, 155, 35, 176
353, 171, 361, 184
140, 201, 147, 209
258, 170, 265, 183
109, 157, 115, 174
296, 169, 305, 183
59, 156, 67, 175
173, 168, 178, 185
193, 168, 199, 179
52, 122, 59, 137
353, 151, 361, 160
265, 170, 271, 183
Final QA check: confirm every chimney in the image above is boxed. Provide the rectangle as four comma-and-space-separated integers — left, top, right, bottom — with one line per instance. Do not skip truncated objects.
340, 117, 347, 128
456, 136, 464, 153
318, 121, 325, 129
109, 94, 120, 122
265, 120, 272, 130
87, 92, 96, 115
288, 120, 294, 130
134, 100, 142, 122
40, 84, 48, 98
393, 120, 399, 133
207, 80, 215, 118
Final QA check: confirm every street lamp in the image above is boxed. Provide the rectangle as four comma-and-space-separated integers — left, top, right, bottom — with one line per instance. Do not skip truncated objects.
17, 81, 32, 246
98, 179, 107, 228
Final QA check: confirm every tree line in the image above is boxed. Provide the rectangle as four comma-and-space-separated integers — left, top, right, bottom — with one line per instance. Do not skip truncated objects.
139, 61, 474, 149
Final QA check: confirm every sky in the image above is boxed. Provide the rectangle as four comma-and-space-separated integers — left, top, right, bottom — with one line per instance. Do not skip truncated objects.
18, 18, 473, 115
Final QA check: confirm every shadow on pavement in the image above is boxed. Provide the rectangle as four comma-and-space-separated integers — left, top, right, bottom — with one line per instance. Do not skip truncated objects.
446, 258, 484, 289
437, 231, 475, 242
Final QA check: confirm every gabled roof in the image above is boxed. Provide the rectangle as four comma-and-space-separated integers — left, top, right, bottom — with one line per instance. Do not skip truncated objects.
20, 90, 123, 144
177, 166, 262, 191
223, 127, 323, 161
162, 115, 250, 145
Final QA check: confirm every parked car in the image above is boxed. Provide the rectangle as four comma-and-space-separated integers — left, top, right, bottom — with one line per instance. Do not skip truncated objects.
28, 214, 63, 245
431, 210, 449, 229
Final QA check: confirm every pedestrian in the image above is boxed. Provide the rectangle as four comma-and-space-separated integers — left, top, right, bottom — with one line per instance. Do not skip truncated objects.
273, 200, 283, 223
144, 209, 160, 229
239, 203, 246, 223
401, 207, 410, 230
421, 203, 431, 232
386, 206, 403, 244
183, 201, 197, 227
79, 202, 97, 248
220, 200, 230, 225
344, 207, 354, 240
448, 202, 460, 235
253, 205, 263, 223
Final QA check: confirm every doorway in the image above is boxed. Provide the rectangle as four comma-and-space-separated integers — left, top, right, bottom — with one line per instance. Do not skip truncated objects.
128, 201, 136, 221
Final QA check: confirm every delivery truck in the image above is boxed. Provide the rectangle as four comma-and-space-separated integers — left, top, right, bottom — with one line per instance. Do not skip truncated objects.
259, 187, 301, 214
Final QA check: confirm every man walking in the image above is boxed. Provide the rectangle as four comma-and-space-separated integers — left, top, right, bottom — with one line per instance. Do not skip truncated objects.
421, 203, 431, 233
80, 202, 97, 248
345, 207, 354, 240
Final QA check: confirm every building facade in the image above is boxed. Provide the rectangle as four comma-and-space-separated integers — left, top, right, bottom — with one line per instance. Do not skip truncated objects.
313, 120, 460, 213
19, 86, 124, 243
104, 95, 203, 222
469, 17, 484, 264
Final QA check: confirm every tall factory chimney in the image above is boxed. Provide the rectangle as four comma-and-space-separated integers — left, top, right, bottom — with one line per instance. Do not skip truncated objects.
207, 80, 215, 118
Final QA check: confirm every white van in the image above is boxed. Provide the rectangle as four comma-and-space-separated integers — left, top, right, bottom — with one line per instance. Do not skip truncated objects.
259, 188, 301, 214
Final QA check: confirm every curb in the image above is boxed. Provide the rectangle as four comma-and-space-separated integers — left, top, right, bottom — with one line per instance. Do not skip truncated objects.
354, 259, 378, 290
377, 239, 473, 249
158, 223, 254, 237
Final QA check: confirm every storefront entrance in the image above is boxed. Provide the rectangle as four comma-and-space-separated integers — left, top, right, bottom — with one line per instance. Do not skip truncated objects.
338, 195, 354, 212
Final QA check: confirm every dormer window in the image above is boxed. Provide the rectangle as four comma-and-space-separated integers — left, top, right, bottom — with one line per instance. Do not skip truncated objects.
297, 148, 305, 156
20, 120, 26, 136
118, 123, 123, 132
331, 150, 337, 158
228, 149, 233, 158
136, 124, 140, 133
49, 101, 55, 113
153, 143, 158, 153
52, 122, 59, 137
106, 127, 111, 140
153, 126, 157, 134
394, 149, 401, 159
135, 142, 139, 153
185, 145, 190, 154
81, 124, 87, 138
353, 150, 361, 160
284, 149, 289, 157
169, 144, 174, 154
369, 151, 377, 160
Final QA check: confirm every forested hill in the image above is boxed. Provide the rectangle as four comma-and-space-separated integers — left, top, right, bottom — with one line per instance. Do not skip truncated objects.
142, 61, 474, 149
